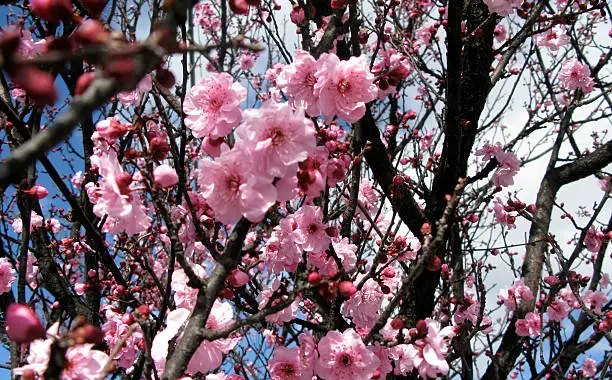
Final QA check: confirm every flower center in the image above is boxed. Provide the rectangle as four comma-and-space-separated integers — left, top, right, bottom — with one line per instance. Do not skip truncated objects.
339, 353, 353, 366
269, 127, 285, 146
337, 79, 351, 94
226, 174, 242, 196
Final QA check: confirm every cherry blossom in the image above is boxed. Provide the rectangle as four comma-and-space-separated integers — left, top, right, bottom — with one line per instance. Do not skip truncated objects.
236, 100, 316, 178
515, 312, 541, 337
184, 73, 247, 138
198, 148, 276, 223
314, 53, 378, 123
0, 257, 15, 294
315, 329, 380, 380
559, 58, 594, 94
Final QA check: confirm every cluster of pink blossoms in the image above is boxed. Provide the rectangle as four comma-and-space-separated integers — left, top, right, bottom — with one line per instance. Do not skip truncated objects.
277, 50, 378, 123
85, 118, 152, 235
198, 100, 317, 223
14, 323, 110, 380
475, 142, 521, 187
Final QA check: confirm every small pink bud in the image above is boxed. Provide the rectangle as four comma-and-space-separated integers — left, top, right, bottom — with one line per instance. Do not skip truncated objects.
227, 269, 249, 287
23, 184, 49, 199
229, 0, 249, 14
308, 272, 321, 285
390, 317, 403, 329
338, 281, 357, 298
75, 72, 96, 96
6, 304, 46, 344
12, 67, 57, 106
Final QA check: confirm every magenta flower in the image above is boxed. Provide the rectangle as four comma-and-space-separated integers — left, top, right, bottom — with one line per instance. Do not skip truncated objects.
533, 27, 570, 51
314, 54, 378, 123
581, 358, 598, 377
184, 72, 247, 138
559, 58, 594, 94
198, 148, 276, 223
5, 304, 45, 344
269, 346, 304, 379
315, 329, 380, 380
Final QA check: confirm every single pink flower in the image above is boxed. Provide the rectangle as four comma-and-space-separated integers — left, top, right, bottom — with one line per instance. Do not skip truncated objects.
293, 205, 330, 252
314, 53, 378, 123
559, 58, 594, 94
0, 258, 15, 294
198, 148, 276, 223
278, 50, 321, 117
184, 72, 247, 138
581, 358, 597, 377
533, 26, 570, 51
315, 329, 380, 380
546, 298, 570, 322
236, 100, 316, 178
493, 150, 520, 187
343, 278, 384, 328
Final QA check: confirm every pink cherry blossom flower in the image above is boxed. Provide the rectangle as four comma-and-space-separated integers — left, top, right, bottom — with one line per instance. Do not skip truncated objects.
269, 346, 305, 379
262, 215, 302, 274
343, 278, 384, 328
14, 323, 110, 380
315, 329, 380, 380
314, 53, 378, 123
171, 263, 206, 309
559, 58, 594, 94
533, 26, 570, 51
0, 258, 15, 294
293, 205, 331, 252
515, 312, 541, 337
184, 72, 247, 138
72, 171, 85, 189
277, 50, 321, 117
492, 198, 516, 229
87, 150, 152, 235
475, 142, 502, 161
198, 148, 276, 223
483, 0, 521, 16
493, 24, 507, 42
546, 298, 570, 322
582, 290, 609, 314
415, 25, 436, 47
154, 164, 179, 188
117, 74, 152, 106
498, 278, 534, 311
581, 358, 597, 377
390, 319, 456, 378
236, 100, 316, 178
239, 53, 256, 70
102, 308, 143, 369
493, 150, 520, 187
584, 227, 604, 252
